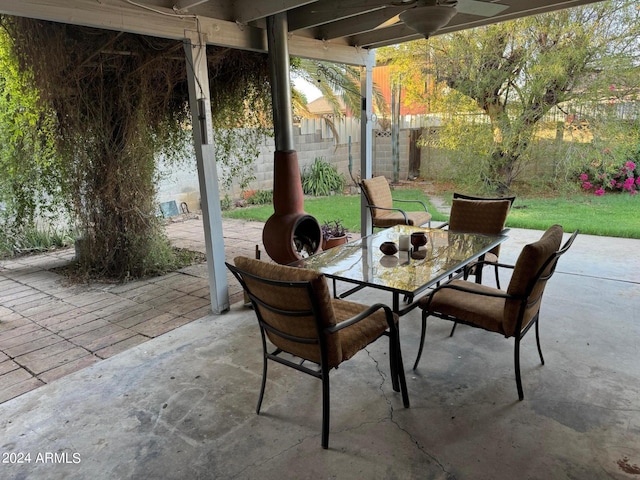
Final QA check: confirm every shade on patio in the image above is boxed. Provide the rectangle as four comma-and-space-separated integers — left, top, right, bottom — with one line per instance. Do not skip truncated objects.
1, 220, 639, 477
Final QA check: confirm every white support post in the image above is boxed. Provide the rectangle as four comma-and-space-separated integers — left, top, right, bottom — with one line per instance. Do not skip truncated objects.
360, 49, 375, 237
184, 31, 229, 314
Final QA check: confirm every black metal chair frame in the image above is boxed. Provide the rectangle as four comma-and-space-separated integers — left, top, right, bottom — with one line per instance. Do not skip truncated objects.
226, 262, 410, 449
414, 230, 578, 400
452, 192, 517, 203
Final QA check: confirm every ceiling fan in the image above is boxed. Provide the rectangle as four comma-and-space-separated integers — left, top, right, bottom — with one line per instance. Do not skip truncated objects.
379, 0, 509, 38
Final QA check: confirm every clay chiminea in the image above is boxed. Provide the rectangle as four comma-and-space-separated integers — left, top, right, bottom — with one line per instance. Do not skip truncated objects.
262, 150, 322, 264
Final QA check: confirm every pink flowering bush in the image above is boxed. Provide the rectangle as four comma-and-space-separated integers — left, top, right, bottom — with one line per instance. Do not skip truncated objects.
579, 152, 640, 196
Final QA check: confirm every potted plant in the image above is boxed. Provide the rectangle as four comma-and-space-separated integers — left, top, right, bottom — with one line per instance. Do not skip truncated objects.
321, 219, 349, 250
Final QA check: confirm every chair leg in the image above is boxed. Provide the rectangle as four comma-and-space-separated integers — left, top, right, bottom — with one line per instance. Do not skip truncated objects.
389, 335, 400, 392
449, 322, 458, 337
514, 337, 524, 401
395, 332, 410, 408
494, 264, 501, 290
388, 326, 410, 407
256, 354, 268, 414
535, 319, 545, 365
321, 370, 330, 449
413, 311, 428, 370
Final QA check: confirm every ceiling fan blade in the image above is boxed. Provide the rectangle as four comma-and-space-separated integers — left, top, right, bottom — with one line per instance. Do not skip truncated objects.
375, 13, 401, 29
456, 0, 509, 17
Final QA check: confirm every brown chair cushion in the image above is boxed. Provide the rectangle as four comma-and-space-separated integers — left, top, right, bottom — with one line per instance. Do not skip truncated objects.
503, 225, 563, 336
448, 198, 511, 257
421, 225, 564, 338
361, 176, 393, 213
422, 280, 507, 335
372, 210, 432, 227
448, 198, 511, 233
234, 257, 395, 368
234, 256, 342, 365
362, 176, 431, 227
331, 299, 396, 366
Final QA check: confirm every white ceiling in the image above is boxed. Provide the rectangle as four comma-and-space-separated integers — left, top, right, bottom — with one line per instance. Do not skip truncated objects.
0, 0, 604, 65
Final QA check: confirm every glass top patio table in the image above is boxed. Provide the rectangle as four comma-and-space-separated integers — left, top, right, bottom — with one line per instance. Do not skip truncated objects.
291, 225, 507, 315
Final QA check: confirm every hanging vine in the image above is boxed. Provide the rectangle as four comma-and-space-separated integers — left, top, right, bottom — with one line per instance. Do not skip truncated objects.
2, 17, 272, 279
207, 48, 273, 194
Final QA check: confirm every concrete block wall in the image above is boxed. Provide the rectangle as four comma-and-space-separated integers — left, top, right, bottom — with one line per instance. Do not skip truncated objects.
372, 130, 411, 181
156, 149, 201, 214
156, 126, 416, 213
248, 128, 354, 193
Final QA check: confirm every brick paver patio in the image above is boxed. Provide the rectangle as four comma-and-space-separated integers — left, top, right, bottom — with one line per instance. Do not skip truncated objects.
0, 217, 267, 404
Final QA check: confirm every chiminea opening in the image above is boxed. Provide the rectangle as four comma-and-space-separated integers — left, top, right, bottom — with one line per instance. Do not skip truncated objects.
263, 150, 321, 264
292, 215, 321, 257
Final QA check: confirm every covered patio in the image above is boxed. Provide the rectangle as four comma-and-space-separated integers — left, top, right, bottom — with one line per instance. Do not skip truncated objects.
1, 222, 639, 477
1, 0, 639, 477
0, 0, 607, 315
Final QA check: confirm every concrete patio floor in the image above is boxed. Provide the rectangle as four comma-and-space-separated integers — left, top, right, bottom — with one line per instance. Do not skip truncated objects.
1, 219, 639, 479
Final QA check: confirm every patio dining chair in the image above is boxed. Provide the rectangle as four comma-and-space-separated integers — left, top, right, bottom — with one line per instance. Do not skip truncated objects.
413, 225, 579, 400
443, 193, 516, 290
226, 256, 410, 449
361, 176, 431, 228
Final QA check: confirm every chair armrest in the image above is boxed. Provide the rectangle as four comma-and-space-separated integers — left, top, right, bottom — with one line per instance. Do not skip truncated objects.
467, 257, 516, 270
365, 204, 409, 224
433, 282, 515, 299
393, 198, 429, 213
325, 303, 396, 333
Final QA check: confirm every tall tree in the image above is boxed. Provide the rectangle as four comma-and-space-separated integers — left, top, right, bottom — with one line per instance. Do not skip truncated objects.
380, 0, 640, 192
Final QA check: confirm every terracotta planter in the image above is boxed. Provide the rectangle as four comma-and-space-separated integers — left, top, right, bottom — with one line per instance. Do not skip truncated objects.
322, 235, 348, 251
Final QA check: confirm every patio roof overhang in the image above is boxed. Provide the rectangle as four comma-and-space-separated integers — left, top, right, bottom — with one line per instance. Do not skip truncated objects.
0, 0, 604, 314
0, 0, 604, 66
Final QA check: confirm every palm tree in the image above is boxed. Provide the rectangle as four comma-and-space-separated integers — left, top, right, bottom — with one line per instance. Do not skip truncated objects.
292, 58, 388, 121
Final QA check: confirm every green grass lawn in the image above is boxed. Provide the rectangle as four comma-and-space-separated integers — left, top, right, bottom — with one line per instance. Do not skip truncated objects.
507, 194, 639, 238
224, 189, 640, 239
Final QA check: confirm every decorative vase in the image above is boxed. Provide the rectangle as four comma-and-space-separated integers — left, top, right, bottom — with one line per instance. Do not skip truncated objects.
410, 232, 428, 250
380, 241, 399, 255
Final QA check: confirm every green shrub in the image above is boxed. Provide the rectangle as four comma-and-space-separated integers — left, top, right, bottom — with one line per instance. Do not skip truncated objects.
221, 194, 233, 211
0, 224, 76, 258
247, 189, 273, 205
301, 157, 346, 196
